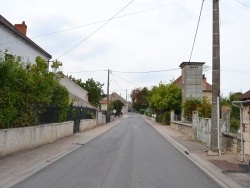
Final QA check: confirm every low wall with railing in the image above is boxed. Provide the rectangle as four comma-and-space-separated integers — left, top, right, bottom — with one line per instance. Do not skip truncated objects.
0, 121, 74, 158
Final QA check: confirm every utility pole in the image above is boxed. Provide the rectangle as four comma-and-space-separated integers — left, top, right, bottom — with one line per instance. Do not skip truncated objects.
107, 69, 110, 111
106, 69, 110, 122
211, 0, 220, 152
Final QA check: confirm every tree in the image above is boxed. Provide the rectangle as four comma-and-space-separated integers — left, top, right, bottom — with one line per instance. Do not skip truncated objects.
148, 82, 181, 113
130, 87, 149, 111
0, 53, 69, 128
111, 100, 124, 116
148, 82, 181, 124
69, 77, 104, 108
182, 97, 211, 119
220, 92, 242, 132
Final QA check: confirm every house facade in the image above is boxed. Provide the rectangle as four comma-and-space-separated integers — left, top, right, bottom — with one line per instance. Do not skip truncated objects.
240, 90, 250, 162
0, 15, 51, 63
101, 92, 128, 114
60, 76, 95, 108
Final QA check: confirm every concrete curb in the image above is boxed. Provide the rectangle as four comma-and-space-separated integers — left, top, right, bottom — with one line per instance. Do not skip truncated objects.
143, 117, 243, 188
1, 120, 121, 188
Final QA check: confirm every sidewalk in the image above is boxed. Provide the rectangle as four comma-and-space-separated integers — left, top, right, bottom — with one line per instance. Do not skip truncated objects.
1, 115, 249, 188
0, 118, 121, 188
144, 117, 250, 188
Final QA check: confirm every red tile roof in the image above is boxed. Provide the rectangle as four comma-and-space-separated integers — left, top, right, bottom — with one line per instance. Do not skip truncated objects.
173, 74, 212, 92
240, 90, 250, 100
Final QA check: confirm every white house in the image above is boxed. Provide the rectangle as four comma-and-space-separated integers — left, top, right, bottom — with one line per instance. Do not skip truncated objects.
0, 15, 51, 63
101, 92, 128, 114
59, 76, 95, 108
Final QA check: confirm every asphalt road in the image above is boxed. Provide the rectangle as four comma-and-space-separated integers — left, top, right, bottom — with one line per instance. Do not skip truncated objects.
13, 113, 220, 188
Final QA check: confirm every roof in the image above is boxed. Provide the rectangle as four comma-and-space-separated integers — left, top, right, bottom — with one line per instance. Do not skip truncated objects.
240, 90, 250, 100
59, 76, 88, 101
173, 74, 212, 92
101, 92, 127, 104
179, 62, 205, 68
0, 15, 52, 59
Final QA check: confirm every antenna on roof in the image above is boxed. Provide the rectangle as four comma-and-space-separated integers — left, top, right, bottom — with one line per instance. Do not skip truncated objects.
203, 65, 210, 73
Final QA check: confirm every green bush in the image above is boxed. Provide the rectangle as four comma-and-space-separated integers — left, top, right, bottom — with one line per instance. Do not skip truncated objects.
155, 111, 170, 125
0, 53, 69, 128
230, 118, 240, 133
140, 109, 145, 114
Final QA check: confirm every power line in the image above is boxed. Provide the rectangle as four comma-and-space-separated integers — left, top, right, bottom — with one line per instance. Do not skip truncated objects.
0, 0, 187, 46
111, 72, 139, 87
32, 0, 187, 39
110, 71, 124, 91
234, 0, 250, 8
221, 68, 250, 74
56, 0, 134, 60
64, 70, 107, 74
189, 0, 205, 62
112, 68, 180, 73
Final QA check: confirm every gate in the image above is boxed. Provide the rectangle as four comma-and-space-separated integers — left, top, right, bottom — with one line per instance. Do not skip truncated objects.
68, 106, 97, 134
197, 118, 211, 147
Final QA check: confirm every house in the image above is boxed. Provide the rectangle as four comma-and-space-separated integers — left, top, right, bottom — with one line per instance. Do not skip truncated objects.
239, 90, 250, 162
59, 76, 95, 108
101, 92, 128, 114
0, 15, 51, 63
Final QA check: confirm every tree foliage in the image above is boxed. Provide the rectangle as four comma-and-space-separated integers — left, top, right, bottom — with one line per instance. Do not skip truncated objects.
182, 97, 211, 118
111, 100, 124, 116
130, 87, 149, 112
148, 82, 181, 124
220, 92, 242, 132
0, 52, 69, 128
148, 82, 181, 113
69, 76, 104, 108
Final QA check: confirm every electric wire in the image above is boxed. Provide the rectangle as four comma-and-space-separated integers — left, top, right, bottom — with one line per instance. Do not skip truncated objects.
0, 0, 187, 46
221, 68, 250, 74
189, 0, 205, 62
110, 71, 124, 91
112, 68, 180, 73
32, 0, 187, 39
55, 0, 134, 60
234, 0, 250, 8
64, 70, 107, 74
111, 72, 139, 87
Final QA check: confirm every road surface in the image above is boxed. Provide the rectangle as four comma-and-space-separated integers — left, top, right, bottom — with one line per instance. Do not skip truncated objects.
14, 113, 220, 188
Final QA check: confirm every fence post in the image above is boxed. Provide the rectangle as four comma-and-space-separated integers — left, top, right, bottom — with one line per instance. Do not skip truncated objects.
170, 111, 175, 122
192, 111, 198, 140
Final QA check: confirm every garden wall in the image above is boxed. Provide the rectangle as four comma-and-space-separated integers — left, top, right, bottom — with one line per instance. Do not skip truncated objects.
0, 121, 73, 158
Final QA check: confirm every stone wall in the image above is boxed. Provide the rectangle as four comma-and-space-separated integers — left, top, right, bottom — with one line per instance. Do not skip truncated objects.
221, 132, 240, 154
170, 121, 193, 138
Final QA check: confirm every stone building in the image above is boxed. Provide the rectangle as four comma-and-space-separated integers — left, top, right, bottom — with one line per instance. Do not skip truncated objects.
174, 62, 212, 102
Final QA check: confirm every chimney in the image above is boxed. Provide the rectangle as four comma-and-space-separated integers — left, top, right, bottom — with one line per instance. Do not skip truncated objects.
14, 21, 27, 36
202, 74, 206, 90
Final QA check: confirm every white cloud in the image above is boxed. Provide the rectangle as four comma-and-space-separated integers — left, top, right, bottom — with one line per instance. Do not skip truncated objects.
1, 0, 250, 99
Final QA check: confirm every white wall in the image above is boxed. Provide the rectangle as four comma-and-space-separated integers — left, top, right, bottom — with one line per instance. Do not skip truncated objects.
59, 76, 90, 107
79, 119, 97, 132
0, 122, 73, 158
0, 27, 50, 63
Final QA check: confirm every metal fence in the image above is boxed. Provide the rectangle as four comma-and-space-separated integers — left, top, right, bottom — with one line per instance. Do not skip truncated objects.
38, 106, 97, 125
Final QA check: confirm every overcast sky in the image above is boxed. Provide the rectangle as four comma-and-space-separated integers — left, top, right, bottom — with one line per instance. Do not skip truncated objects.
1, 0, 250, 101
